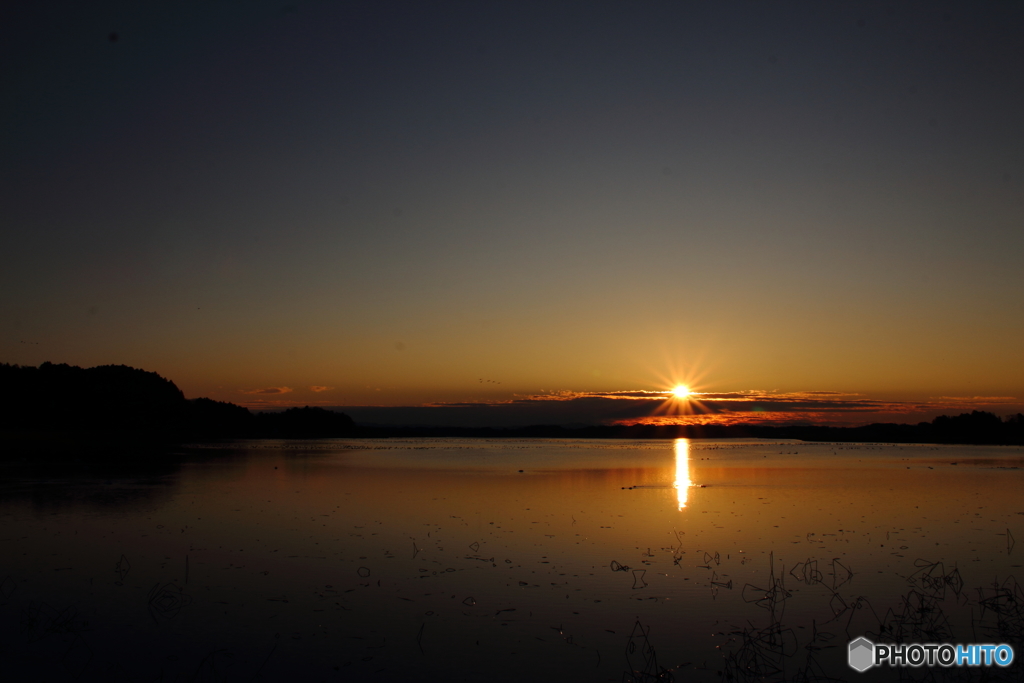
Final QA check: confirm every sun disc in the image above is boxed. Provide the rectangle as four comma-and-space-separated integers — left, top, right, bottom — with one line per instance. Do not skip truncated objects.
672, 385, 691, 398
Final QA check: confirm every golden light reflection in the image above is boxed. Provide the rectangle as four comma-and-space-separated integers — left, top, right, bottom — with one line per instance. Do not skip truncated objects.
674, 438, 692, 509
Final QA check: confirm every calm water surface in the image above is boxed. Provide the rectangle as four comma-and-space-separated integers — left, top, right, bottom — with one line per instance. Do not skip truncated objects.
2, 438, 1022, 682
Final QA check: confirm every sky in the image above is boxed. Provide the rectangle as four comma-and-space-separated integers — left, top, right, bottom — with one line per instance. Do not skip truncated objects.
3, 1, 1023, 427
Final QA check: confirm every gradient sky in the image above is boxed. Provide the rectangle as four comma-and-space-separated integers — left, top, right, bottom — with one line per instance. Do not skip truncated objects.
3, 1, 1023, 425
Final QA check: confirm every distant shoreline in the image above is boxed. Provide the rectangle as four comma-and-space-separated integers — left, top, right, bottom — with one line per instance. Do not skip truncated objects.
3, 362, 1022, 458
3, 416, 1024, 460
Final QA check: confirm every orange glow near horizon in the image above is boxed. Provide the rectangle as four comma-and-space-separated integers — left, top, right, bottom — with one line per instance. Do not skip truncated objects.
674, 438, 691, 509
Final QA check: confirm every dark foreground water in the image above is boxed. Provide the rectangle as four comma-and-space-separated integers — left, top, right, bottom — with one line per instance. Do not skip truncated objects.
1, 438, 1022, 682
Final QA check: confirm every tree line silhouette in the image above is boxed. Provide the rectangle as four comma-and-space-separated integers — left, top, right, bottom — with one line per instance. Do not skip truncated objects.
2, 363, 1022, 451
0, 362, 354, 442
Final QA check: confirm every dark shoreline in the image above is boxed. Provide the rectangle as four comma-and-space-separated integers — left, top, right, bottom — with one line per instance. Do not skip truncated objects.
325, 416, 1024, 445
3, 415, 1024, 465
3, 363, 1023, 458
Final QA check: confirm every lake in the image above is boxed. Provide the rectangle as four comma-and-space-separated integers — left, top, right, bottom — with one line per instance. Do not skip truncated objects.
1, 438, 1022, 682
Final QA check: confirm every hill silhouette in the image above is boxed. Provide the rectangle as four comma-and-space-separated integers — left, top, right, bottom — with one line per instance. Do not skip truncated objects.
0, 362, 354, 446
1, 362, 184, 433
1, 363, 1021, 456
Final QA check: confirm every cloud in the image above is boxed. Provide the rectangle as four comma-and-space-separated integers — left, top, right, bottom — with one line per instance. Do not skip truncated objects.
241, 386, 293, 395
933, 396, 1019, 402
309, 386, 334, 393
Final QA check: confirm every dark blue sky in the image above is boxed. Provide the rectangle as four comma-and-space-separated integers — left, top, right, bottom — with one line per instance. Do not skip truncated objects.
3, 1, 1023, 416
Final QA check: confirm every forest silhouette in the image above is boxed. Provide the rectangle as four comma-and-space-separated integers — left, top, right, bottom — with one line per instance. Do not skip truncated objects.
1, 363, 1022, 458
0, 362, 354, 450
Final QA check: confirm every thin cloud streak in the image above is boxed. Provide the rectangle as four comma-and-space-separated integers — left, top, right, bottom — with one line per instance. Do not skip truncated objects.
241, 386, 293, 395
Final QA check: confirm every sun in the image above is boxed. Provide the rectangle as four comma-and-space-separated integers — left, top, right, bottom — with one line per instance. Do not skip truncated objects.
672, 385, 691, 399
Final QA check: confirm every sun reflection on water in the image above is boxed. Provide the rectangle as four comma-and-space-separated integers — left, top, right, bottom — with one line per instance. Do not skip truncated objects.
674, 438, 691, 509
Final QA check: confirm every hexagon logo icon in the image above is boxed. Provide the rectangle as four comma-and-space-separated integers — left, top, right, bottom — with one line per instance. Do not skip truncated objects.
848, 637, 874, 672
